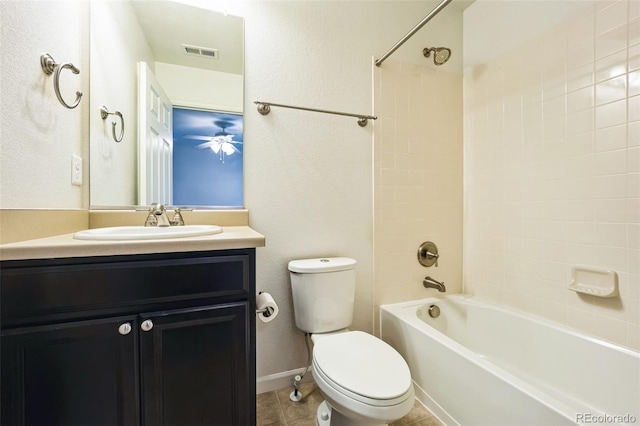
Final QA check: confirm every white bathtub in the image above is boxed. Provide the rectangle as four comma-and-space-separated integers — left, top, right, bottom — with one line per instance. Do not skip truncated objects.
380, 295, 640, 426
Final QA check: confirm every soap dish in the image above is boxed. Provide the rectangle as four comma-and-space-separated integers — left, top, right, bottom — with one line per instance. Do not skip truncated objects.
569, 265, 618, 298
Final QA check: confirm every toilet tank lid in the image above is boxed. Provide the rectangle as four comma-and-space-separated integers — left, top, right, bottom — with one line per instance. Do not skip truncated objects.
288, 257, 356, 273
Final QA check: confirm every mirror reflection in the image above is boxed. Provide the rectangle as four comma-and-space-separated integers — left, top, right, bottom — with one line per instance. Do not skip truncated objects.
89, 0, 244, 208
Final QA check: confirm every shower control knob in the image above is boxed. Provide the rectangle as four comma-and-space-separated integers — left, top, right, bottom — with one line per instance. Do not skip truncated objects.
418, 241, 439, 267
141, 319, 154, 332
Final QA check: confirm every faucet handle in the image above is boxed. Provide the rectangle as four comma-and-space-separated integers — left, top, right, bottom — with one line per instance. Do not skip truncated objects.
418, 241, 439, 267
144, 211, 158, 227
426, 251, 439, 267
171, 208, 185, 226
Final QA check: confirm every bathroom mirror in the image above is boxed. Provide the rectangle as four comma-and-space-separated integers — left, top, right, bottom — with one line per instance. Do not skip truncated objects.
89, 0, 244, 208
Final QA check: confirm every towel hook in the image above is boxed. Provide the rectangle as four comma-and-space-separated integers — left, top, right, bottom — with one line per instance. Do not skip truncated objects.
40, 54, 83, 109
100, 106, 124, 143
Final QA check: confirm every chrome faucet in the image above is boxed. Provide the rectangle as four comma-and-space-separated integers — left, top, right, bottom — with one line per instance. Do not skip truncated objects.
144, 204, 187, 227
423, 276, 446, 292
149, 203, 171, 227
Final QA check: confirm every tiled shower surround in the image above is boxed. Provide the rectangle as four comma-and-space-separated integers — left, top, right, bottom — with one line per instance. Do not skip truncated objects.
374, 0, 638, 350
373, 61, 464, 334
464, 0, 639, 350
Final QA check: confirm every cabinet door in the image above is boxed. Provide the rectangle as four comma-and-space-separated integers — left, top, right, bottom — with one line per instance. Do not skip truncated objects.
1, 316, 139, 426
140, 303, 252, 426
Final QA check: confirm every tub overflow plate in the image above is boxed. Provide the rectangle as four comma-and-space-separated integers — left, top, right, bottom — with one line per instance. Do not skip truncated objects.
428, 305, 440, 318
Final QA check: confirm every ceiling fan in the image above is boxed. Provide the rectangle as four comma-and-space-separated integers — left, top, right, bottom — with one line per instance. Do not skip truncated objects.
183, 120, 243, 163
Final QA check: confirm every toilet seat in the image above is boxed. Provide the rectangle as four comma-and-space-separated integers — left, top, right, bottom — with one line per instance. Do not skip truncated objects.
312, 331, 412, 407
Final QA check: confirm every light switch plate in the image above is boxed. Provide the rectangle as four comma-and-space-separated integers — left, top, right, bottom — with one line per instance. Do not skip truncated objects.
71, 154, 82, 186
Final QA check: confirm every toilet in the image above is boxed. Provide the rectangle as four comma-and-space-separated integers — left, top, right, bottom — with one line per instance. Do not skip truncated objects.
288, 257, 415, 426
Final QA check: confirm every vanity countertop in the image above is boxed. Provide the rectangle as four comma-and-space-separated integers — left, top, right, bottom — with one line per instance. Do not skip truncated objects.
0, 226, 265, 261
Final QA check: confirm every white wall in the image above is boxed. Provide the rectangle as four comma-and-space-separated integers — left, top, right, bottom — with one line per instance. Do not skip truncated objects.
464, 0, 640, 350
156, 62, 243, 113
0, 0, 465, 383
237, 0, 464, 379
89, 0, 154, 207
2, 0, 637, 390
0, 1, 89, 209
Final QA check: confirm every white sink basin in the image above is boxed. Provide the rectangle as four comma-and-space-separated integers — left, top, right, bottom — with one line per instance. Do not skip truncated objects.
73, 225, 223, 241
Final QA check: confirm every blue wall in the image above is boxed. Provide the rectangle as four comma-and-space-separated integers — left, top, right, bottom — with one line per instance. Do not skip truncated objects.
172, 107, 243, 207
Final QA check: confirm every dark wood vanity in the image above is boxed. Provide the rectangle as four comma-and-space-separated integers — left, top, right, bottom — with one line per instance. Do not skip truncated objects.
1, 247, 257, 426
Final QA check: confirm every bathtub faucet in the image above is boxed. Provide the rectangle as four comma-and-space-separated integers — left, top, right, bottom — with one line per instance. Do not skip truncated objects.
423, 276, 446, 292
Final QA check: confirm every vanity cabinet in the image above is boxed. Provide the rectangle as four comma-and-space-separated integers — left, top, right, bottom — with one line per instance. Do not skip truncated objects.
1, 248, 256, 426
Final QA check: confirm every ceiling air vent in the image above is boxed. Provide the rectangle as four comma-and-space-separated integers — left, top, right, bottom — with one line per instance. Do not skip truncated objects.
182, 44, 219, 59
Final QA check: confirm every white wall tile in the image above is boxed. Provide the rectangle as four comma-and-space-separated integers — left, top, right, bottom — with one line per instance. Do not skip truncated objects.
596, 50, 628, 82
568, 62, 595, 91
567, 131, 595, 156
374, 60, 463, 314
628, 147, 640, 171
628, 122, 639, 148
568, 86, 595, 113
595, 98, 627, 128
568, 109, 595, 135
631, 1, 640, 21
629, 223, 640, 248
629, 199, 640, 223
595, 149, 628, 175
630, 94, 640, 121
596, 123, 628, 151
629, 18, 640, 46
568, 222, 595, 244
595, 222, 628, 247
628, 172, 640, 197
630, 44, 640, 71
593, 173, 628, 198
568, 9, 595, 46
595, 198, 628, 221
595, 24, 628, 59
595, 0, 628, 35
630, 71, 640, 97
465, 0, 638, 349
595, 75, 628, 105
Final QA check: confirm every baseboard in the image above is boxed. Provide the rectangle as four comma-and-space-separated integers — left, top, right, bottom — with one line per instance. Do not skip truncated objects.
412, 380, 455, 425
256, 366, 314, 394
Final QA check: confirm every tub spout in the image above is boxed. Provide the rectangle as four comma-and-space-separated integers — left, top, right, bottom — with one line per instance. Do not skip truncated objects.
423, 276, 446, 292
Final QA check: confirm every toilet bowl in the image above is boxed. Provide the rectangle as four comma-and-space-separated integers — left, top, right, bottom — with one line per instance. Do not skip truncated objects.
288, 257, 415, 425
312, 331, 415, 425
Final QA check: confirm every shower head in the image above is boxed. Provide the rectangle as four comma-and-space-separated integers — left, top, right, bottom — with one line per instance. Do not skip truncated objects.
423, 47, 451, 65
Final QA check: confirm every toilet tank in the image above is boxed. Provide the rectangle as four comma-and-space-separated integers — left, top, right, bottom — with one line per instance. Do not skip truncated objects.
288, 257, 357, 333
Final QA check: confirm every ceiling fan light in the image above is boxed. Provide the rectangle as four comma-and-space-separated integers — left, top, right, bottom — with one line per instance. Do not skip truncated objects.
222, 143, 236, 155
210, 142, 222, 154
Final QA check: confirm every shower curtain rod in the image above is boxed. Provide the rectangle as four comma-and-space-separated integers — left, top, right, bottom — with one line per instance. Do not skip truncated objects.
375, 0, 453, 67
254, 101, 377, 127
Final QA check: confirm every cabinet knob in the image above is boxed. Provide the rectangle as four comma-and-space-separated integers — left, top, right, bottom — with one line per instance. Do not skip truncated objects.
141, 319, 154, 332
118, 323, 132, 335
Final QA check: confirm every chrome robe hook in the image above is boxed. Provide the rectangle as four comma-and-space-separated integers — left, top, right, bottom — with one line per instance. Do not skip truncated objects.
40, 54, 83, 109
100, 106, 125, 143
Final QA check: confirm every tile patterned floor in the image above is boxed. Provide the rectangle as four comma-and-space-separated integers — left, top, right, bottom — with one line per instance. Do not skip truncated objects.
257, 382, 443, 426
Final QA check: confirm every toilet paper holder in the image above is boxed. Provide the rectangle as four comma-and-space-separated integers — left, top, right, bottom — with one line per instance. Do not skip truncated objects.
255, 291, 278, 321
256, 306, 274, 317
